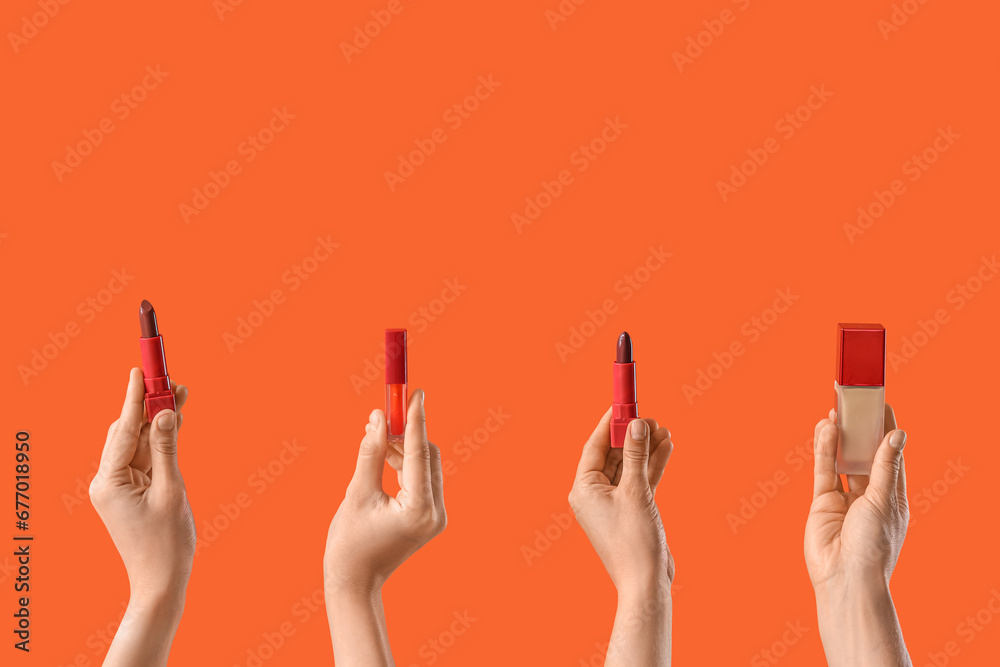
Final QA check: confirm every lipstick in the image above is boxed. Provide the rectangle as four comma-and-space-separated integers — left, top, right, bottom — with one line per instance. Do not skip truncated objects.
611, 331, 638, 448
139, 300, 176, 422
835, 323, 886, 475
385, 328, 407, 443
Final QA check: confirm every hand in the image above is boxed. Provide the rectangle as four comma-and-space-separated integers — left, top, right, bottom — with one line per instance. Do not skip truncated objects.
325, 389, 446, 592
569, 409, 674, 592
805, 403, 911, 667
569, 409, 674, 667
805, 404, 908, 588
324, 389, 445, 666
90, 368, 194, 666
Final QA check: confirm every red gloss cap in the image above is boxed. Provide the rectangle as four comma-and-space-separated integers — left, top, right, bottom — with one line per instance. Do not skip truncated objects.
385, 328, 407, 384
836, 323, 885, 386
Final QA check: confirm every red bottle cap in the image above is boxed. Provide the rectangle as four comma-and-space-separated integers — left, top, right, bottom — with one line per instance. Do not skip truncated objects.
385, 328, 407, 384
836, 323, 885, 386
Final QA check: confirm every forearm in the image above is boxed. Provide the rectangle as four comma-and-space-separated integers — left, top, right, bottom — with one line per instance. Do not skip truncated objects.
606, 577, 672, 667
327, 586, 394, 666
815, 575, 911, 667
104, 594, 184, 667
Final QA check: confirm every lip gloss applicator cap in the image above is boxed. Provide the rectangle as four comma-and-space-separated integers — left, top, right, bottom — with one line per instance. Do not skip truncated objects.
385, 329, 407, 385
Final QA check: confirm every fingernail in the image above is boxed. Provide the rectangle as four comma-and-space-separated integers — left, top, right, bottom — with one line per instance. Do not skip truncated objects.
889, 430, 907, 450
420, 389, 425, 406
630, 419, 647, 439
157, 411, 175, 430
369, 410, 379, 427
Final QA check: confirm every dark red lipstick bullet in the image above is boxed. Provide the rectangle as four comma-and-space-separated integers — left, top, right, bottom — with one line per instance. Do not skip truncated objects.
611, 331, 638, 447
139, 300, 176, 421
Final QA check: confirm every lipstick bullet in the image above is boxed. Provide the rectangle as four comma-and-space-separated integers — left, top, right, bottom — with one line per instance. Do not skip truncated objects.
385, 329, 407, 443
139, 300, 176, 422
835, 323, 886, 474
611, 331, 638, 448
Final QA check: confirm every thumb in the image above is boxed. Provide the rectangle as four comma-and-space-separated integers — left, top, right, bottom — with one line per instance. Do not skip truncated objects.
149, 410, 182, 483
621, 418, 650, 489
867, 429, 906, 505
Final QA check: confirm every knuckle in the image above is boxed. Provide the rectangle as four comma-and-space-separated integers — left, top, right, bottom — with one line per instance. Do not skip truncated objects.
622, 447, 647, 463
155, 440, 179, 457
568, 488, 581, 512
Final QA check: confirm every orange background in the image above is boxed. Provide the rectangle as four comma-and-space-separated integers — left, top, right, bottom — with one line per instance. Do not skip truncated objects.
3, 0, 999, 665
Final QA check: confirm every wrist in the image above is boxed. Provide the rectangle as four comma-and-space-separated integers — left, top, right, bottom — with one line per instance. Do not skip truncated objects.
814, 572, 909, 667
814, 569, 890, 609
616, 566, 672, 606
124, 589, 186, 629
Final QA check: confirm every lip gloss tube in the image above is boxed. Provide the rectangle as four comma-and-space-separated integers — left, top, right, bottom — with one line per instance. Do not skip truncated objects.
611, 331, 638, 448
835, 323, 886, 475
385, 328, 407, 443
139, 300, 176, 422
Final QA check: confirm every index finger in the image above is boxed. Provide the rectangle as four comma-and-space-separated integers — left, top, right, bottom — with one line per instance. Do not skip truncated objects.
99, 368, 145, 476
402, 389, 433, 504
575, 408, 613, 479
813, 419, 841, 499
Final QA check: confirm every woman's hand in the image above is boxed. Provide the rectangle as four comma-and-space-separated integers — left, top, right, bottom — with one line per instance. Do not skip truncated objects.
805, 404, 908, 588
569, 408, 674, 666
90, 368, 194, 667
324, 389, 446, 666
805, 404, 912, 667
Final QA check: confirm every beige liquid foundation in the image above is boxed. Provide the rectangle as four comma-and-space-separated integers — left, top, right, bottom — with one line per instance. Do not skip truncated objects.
835, 323, 886, 475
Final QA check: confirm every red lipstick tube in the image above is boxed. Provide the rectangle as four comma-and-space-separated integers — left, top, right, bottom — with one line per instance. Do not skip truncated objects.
385, 328, 407, 443
139, 300, 175, 422
611, 332, 637, 448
